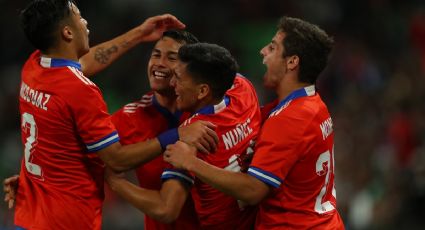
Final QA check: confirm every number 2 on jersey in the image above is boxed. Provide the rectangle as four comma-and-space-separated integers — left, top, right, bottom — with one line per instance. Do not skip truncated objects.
22, 112, 42, 176
314, 145, 336, 214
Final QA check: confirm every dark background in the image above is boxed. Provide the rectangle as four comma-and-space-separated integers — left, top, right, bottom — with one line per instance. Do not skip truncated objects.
1, 0, 425, 229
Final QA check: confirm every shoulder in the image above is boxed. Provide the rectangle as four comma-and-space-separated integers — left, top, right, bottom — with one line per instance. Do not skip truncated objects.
119, 92, 154, 114
111, 93, 154, 142
273, 94, 325, 118
292, 94, 328, 119
226, 74, 259, 107
266, 94, 329, 133
45, 66, 100, 98
112, 92, 156, 125
181, 113, 202, 127
53, 67, 106, 108
66, 66, 97, 86
229, 74, 257, 93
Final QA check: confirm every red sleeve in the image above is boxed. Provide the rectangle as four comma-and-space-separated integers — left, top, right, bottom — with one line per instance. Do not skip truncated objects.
248, 113, 310, 188
161, 165, 195, 187
65, 77, 118, 152
260, 99, 279, 124
111, 108, 136, 146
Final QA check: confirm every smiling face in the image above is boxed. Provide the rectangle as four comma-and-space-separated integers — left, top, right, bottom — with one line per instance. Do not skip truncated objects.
171, 62, 202, 113
147, 37, 184, 95
260, 30, 287, 90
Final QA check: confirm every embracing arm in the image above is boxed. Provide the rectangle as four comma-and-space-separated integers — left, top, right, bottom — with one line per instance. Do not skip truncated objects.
97, 121, 218, 172
105, 169, 189, 223
164, 141, 270, 205
97, 138, 162, 172
80, 14, 185, 77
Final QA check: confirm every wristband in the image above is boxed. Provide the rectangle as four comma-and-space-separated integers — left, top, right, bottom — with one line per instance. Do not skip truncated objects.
157, 128, 179, 150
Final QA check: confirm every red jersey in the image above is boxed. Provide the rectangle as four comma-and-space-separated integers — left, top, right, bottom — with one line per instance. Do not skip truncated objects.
248, 86, 344, 229
260, 99, 278, 124
162, 76, 261, 229
15, 51, 119, 229
111, 93, 200, 230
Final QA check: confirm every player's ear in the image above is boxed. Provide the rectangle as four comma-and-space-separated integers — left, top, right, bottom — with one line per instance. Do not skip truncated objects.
197, 84, 210, 100
61, 25, 73, 41
287, 55, 299, 70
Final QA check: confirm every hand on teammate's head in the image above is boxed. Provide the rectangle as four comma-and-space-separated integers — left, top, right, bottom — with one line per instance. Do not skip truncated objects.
137, 14, 186, 43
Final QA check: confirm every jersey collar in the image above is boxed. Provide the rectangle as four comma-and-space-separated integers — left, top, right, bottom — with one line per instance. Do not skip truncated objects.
195, 96, 230, 115
152, 95, 182, 128
40, 56, 82, 71
269, 85, 316, 116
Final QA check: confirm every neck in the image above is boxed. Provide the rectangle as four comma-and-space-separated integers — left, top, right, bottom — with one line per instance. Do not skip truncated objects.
276, 78, 310, 101
42, 44, 80, 62
154, 91, 177, 113
192, 96, 222, 114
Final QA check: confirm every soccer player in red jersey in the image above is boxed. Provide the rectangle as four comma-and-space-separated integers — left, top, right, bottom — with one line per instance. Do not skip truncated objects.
106, 43, 262, 229
110, 30, 200, 230
164, 17, 345, 229
9, 1, 217, 229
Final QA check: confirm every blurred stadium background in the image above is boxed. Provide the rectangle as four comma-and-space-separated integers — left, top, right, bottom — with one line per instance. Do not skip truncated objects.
1, 0, 425, 229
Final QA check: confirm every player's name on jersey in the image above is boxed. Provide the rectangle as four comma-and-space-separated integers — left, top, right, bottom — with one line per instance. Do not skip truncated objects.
320, 117, 333, 140
20, 82, 51, 111
222, 118, 253, 150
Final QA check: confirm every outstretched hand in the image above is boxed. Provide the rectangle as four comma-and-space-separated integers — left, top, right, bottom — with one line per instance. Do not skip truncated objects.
164, 141, 198, 170
137, 14, 185, 42
3, 175, 19, 209
178, 120, 218, 154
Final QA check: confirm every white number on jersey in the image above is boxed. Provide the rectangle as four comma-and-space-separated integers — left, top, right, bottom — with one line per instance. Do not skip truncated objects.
224, 140, 255, 172
314, 145, 337, 214
22, 112, 42, 176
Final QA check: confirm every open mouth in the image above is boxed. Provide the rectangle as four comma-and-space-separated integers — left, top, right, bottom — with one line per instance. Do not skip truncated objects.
152, 70, 169, 79
175, 91, 182, 101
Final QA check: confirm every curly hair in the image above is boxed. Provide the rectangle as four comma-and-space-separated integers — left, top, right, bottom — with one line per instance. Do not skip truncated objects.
278, 16, 334, 84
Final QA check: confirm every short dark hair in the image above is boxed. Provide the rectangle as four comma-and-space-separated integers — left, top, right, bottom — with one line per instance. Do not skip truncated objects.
20, 0, 75, 52
278, 16, 334, 84
162, 30, 199, 45
178, 43, 238, 100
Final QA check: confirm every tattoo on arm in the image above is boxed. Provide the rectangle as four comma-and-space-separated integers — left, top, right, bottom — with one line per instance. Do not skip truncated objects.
94, 45, 118, 64
120, 41, 131, 49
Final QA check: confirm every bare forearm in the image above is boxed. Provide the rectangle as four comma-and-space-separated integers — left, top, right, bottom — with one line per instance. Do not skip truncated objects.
116, 138, 162, 171
108, 179, 172, 222
100, 139, 162, 172
81, 27, 145, 77
80, 14, 185, 76
108, 178, 188, 223
188, 158, 269, 205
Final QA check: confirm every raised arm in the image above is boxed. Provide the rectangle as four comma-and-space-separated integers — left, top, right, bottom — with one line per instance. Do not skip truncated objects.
164, 141, 270, 205
80, 14, 185, 77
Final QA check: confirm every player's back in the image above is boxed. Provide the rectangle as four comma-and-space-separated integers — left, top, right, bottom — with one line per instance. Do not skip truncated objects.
15, 51, 117, 229
111, 93, 200, 230
181, 75, 261, 229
